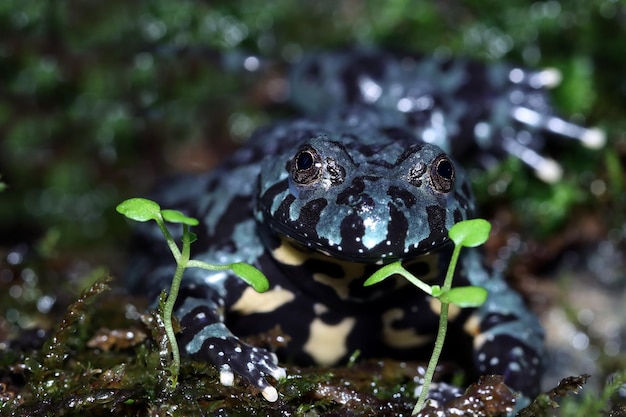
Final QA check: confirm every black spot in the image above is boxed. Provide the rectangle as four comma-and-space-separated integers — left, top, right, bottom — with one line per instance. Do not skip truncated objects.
297, 198, 327, 229
395, 144, 426, 166
478, 313, 520, 332
336, 177, 366, 206
426, 205, 446, 234
340, 211, 366, 245
388, 185, 417, 209
384, 203, 409, 252
259, 178, 290, 213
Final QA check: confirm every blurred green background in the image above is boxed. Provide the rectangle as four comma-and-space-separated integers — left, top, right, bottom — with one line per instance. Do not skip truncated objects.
1, 0, 624, 261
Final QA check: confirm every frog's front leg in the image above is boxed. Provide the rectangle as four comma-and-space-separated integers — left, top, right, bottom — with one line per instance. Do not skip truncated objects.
174, 276, 286, 402
462, 250, 544, 398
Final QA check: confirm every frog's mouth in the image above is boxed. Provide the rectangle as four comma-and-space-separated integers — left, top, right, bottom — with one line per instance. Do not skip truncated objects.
259, 196, 456, 265
265, 221, 452, 265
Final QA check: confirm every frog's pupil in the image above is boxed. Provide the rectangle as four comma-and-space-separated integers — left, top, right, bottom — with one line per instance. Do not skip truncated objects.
437, 159, 453, 179
297, 152, 314, 170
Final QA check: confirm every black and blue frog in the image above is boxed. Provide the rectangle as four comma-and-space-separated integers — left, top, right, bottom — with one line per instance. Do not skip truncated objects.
128, 49, 603, 404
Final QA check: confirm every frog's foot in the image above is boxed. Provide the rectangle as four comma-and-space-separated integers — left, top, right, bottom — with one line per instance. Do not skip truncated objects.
503, 66, 605, 183
415, 381, 463, 407
204, 337, 287, 402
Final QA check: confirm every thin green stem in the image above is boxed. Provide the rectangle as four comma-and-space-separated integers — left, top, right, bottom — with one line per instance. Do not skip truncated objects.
413, 301, 449, 414
186, 259, 232, 270
397, 269, 433, 295
443, 244, 462, 293
155, 216, 182, 261
161, 224, 191, 388
412, 244, 462, 415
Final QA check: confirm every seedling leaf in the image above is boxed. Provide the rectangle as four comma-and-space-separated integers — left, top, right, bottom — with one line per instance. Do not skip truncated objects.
231, 262, 270, 293
116, 198, 161, 222
446, 286, 488, 307
162, 209, 199, 226
183, 232, 198, 245
449, 219, 491, 247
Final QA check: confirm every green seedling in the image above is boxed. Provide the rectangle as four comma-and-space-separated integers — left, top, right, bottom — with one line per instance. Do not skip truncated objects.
364, 218, 491, 415
116, 197, 269, 388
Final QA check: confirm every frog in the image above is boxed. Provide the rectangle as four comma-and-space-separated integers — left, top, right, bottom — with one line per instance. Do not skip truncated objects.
127, 49, 601, 404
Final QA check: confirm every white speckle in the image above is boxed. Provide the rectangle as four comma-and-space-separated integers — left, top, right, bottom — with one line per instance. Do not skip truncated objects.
530, 68, 562, 89
508, 68, 524, 83
208, 344, 215, 349
386, 240, 391, 246
218, 351, 224, 357
474, 122, 491, 139
234, 346, 242, 353
489, 357, 499, 366
195, 312, 206, 320
478, 353, 486, 363
358, 76, 383, 103
509, 362, 521, 372
243, 56, 260, 71
397, 97, 413, 112
571, 332, 590, 350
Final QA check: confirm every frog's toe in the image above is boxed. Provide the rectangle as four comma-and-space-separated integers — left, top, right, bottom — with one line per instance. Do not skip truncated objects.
218, 364, 235, 386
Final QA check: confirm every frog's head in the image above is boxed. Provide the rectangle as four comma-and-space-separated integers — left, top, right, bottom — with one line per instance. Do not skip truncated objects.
255, 131, 475, 264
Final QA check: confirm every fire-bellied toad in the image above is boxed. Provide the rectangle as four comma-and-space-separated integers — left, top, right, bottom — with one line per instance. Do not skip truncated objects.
128, 49, 603, 403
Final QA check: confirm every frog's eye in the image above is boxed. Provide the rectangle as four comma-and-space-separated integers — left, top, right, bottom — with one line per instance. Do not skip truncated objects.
429, 154, 455, 193
291, 146, 323, 185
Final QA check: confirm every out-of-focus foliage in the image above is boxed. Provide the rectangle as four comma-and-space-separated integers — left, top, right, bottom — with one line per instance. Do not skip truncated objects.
1, 0, 624, 255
